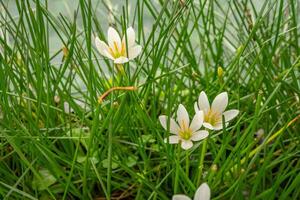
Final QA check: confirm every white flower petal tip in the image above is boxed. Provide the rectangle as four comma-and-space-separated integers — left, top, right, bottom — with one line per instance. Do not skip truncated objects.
223, 109, 239, 122
198, 91, 210, 112
159, 115, 167, 129
197, 91, 238, 130
181, 140, 193, 150
123, 27, 135, 47
172, 183, 211, 200
177, 104, 190, 128
189, 111, 204, 132
107, 27, 121, 47
128, 45, 142, 59
159, 115, 179, 135
159, 104, 207, 150
191, 130, 209, 141
172, 194, 192, 200
211, 92, 228, 113
95, 37, 113, 59
95, 26, 141, 63
194, 183, 211, 200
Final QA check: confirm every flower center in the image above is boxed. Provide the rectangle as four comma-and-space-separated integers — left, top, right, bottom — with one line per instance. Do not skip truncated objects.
179, 120, 192, 140
108, 41, 126, 59
204, 109, 221, 126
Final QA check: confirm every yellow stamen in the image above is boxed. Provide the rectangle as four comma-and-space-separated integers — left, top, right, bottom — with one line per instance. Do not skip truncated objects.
108, 47, 115, 58
204, 109, 221, 126
179, 120, 192, 140
113, 41, 119, 53
121, 41, 126, 56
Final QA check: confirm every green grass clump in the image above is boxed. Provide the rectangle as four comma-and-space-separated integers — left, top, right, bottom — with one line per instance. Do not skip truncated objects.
0, 0, 299, 199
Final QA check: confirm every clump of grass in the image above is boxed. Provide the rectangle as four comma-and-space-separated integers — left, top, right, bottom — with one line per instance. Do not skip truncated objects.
0, 0, 299, 199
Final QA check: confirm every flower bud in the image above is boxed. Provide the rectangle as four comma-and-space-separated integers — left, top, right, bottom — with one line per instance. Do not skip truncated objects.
211, 164, 218, 172
54, 95, 60, 104
217, 66, 223, 78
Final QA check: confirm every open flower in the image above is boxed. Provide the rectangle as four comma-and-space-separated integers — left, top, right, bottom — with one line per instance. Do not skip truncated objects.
172, 182, 211, 200
194, 91, 239, 130
95, 27, 142, 64
159, 104, 209, 150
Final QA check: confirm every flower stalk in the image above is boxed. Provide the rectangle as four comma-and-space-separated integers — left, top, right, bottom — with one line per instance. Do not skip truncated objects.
98, 86, 137, 104
196, 138, 208, 186
185, 151, 190, 177
174, 146, 181, 194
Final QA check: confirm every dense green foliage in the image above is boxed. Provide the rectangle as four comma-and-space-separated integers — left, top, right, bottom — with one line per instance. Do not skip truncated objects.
0, 0, 299, 199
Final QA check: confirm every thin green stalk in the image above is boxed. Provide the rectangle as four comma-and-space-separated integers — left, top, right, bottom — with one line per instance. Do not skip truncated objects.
107, 63, 117, 200
185, 151, 190, 177
107, 118, 113, 200
174, 146, 181, 193
196, 138, 208, 186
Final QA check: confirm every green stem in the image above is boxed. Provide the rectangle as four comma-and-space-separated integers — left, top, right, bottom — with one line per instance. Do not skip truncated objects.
107, 120, 113, 200
185, 151, 190, 177
174, 146, 181, 193
107, 64, 118, 200
196, 138, 208, 185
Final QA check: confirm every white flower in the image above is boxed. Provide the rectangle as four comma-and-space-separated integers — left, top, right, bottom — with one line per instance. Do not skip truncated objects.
95, 27, 142, 64
172, 182, 211, 200
159, 104, 209, 150
194, 91, 239, 130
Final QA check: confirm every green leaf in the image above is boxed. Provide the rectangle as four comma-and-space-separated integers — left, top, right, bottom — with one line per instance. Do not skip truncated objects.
126, 155, 138, 167
102, 156, 119, 169
32, 169, 57, 191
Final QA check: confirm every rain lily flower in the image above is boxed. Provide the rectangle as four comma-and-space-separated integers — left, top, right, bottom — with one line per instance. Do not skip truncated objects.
194, 91, 239, 130
159, 104, 209, 150
95, 27, 142, 64
172, 182, 211, 200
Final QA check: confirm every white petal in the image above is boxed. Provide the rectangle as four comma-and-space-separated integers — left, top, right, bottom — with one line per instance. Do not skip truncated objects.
114, 56, 129, 64
194, 183, 211, 200
189, 111, 204, 132
177, 104, 189, 130
107, 27, 121, 49
181, 140, 193, 150
198, 91, 210, 113
212, 123, 223, 130
64, 102, 73, 113
212, 120, 230, 130
164, 135, 180, 144
122, 27, 135, 47
95, 37, 108, 55
173, 194, 192, 200
128, 45, 142, 59
211, 92, 228, 113
191, 130, 208, 141
159, 115, 180, 134
203, 122, 214, 130
223, 109, 239, 122
95, 37, 114, 59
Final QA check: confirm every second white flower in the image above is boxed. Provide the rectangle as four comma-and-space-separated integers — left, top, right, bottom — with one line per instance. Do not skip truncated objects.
159, 104, 209, 150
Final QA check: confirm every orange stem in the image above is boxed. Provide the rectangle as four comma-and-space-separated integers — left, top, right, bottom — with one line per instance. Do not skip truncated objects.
98, 86, 137, 104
